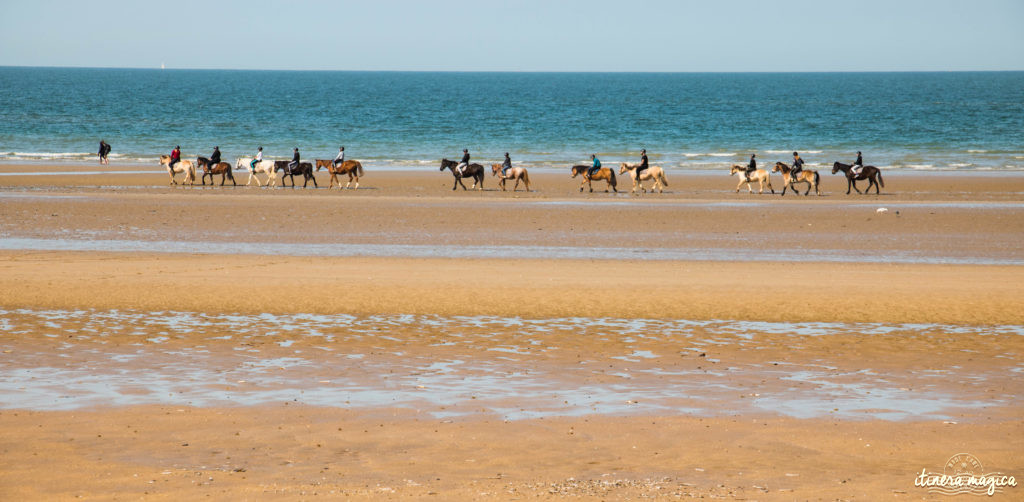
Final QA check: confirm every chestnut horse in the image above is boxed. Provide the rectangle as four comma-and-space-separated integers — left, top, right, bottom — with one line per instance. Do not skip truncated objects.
729, 165, 774, 194
271, 161, 318, 188
570, 165, 617, 193
619, 163, 669, 193
772, 162, 820, 196
159, 155, 195, 185
439, 158, 484, 190
197, 157, 236, 186
832, 162, 884, 195
490, 164, 531, 192
315, 159, 364, 189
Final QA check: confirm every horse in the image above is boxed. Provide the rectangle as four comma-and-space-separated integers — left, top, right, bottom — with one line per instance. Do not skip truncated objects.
159, 155, 195, 185
271, 161, 318, 188
832, 162, 884, 195
315, 159, 364, 189
439, 158, 485, 190
197, 157, 236, 186
570, 165, 617, 193
236, 157, 276, 187
619, 163, 669, 193
490, 164, 532, 192
729, 165, 774, 194
772, 162, 820, 196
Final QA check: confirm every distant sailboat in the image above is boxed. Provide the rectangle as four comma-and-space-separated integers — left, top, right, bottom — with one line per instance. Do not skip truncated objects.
161, 62, 165, 70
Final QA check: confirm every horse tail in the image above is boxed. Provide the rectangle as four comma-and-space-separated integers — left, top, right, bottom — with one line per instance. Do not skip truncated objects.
813, 171, 820, 186
877, 170, 884, 188
609, 169, 616, 186
522, 170, 530, 184
659, 170, 668, 187
356, 161, 364, 177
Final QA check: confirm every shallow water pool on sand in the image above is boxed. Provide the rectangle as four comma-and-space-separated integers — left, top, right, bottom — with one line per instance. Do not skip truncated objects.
1, 309, 1019, 421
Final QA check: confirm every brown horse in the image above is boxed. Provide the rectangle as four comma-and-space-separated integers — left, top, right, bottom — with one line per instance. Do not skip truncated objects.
197, 157, 236, 186
832, 162, 884, 195
490, 164, 531, 192
570, 165, 617, 193
772, 162, 820, 196
439, 158, 485, 190
271, 161, 318, 188
729, 165, 773, 194
316, 159, 365, 189
619, 163, 669, 193
159, 155, 195, 185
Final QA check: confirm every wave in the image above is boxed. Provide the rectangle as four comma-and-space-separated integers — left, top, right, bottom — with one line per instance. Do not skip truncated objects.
967, 149, 988, 153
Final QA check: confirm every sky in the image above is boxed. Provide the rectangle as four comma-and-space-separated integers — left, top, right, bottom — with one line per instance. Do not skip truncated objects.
1, 0, 1022, 71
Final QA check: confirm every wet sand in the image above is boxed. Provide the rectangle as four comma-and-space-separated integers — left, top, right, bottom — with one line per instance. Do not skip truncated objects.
1, 165, 1023, 499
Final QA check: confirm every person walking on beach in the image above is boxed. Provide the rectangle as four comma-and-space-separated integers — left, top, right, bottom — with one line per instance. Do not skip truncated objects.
98, 140, 110, 165
288, 147, 300, 174
456, 149, 470, 175
744, 153, 757, 181
791, 151, 804, 179
500, 152, 512, 177
635, 149, 649, 178
169, 145, 181, 170
333, 146, 345, 168
209, 146, 221, 166
250, 146, 263, 172
851, 151, 863, 177
586, 154, 602, 178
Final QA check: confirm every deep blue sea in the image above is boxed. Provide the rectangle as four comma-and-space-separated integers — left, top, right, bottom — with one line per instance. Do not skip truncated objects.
1, 67, 1022, 171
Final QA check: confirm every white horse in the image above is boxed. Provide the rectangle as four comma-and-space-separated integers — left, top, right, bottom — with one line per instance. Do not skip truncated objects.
729, 165, 774, 194
236, 157, 276, 187
619, 163, 669, 193
159, 155, 195, 185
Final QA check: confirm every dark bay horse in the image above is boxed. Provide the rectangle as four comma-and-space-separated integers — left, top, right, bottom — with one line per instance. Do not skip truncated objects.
440, 158, 484, 190
197, 157, 236, 186
570, 165, 617, 193
315, 159, 364, 189
772, 162, 820, 196
272, 161, 318, 188
832, 162, 884, 195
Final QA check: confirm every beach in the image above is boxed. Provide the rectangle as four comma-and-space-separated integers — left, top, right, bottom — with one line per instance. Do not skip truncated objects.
1, 166, 1023, 500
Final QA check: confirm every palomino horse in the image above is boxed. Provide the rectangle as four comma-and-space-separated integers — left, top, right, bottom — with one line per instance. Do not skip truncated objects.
570, 165, 617, 193
619, 163, 669, 193
159, 155, 195, 185
315, 159, 364, 189
271, 161, 318, 188
490, 164, 531, 192
197, 157, 236, 186
236, 157, 276, 187
439, 158, 485, 190
772, 162, 820, 196
832, 162, 884, 195
729, 165, 774, 194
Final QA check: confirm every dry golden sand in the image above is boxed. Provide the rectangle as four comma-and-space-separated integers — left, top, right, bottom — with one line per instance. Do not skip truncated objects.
0, 165, 1022, 500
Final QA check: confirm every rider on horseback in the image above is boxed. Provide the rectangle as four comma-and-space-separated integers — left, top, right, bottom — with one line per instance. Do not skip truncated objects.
333, 146, 345, 168
586, 154, 601, 179
169, 145, 181, 169
456, 149, 470, 175
209, 146, 221, 166
791, 151, 804, 179
250, 147, 263, 172
636, 149, 649, 178
288, 148, 300, 174
851, 151, 863, 177
500, 152, 512, 177
744, 153, 757, 182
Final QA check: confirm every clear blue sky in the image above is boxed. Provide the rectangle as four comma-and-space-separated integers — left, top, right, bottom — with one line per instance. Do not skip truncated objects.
2, 0, 1022, 71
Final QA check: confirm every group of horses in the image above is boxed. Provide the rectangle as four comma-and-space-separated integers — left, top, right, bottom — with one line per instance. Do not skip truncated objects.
440, 158, 668, 194
158, 155, 364, 189
729, 161, 884, 196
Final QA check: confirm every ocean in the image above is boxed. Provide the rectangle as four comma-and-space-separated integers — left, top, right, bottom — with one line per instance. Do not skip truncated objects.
1, 67, 1022, 171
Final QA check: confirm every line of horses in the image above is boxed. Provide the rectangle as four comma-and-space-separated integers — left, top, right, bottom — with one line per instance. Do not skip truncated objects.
160, 154, 884, 196
158, 155, 364, 189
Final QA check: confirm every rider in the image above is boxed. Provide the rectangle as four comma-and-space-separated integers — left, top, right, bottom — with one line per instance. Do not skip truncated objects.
744, 153, 757, 181
636, 149, 649, 178
169, 145, 181, 169
456, 149, 470, 175
586, 154, 601, 178
333, 146, 345, 168
250, 146, 263, 172
98, 140, 110, 165
851, 151, 863, 177
288, 147, 300, 173
209, 146, 221, 166
790, 151, 804, 179
500, 152, 512, 177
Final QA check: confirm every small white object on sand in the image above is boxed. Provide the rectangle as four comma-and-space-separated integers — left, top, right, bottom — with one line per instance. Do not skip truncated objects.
876, 208, 888, 213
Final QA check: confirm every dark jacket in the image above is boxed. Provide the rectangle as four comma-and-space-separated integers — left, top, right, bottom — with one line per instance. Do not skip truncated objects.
460, 152, 470, 164
854, 154, 863, 166
292, 150, 300, 163
639, 154, 648, 169
747, 158, 757, 170
210, 149, 221, 164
